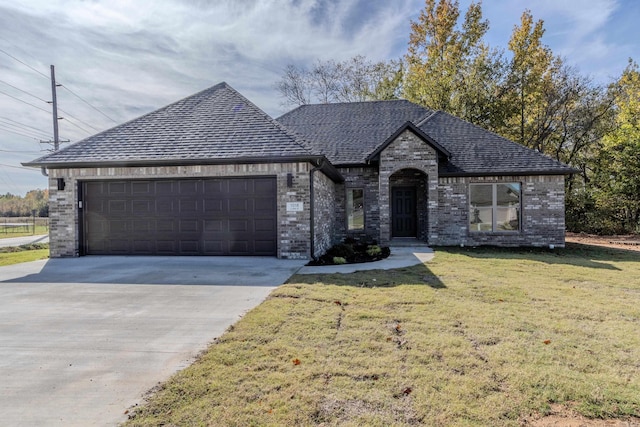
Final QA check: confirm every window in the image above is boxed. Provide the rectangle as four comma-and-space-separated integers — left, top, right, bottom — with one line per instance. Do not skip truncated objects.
347, 189, 364, 230
469, 183, 520, 232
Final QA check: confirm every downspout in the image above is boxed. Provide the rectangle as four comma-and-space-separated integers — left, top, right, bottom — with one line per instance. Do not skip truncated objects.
309, 158, 324, 261
41, 167, 48, 177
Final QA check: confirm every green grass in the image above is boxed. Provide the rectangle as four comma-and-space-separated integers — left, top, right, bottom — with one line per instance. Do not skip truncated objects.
125, 244, 640, 426
0, 225, 49, 239
0, 243, 49, 266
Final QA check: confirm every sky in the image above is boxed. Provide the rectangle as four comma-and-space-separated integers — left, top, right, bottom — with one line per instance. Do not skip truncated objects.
0, 0, 638, 196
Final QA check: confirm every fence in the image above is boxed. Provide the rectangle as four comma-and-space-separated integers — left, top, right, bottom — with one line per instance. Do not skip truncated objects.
0, 217, 49, 235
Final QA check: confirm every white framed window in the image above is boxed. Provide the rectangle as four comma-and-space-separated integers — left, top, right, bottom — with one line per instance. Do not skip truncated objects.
347, 188, 364, 230
469, 183, 520, 232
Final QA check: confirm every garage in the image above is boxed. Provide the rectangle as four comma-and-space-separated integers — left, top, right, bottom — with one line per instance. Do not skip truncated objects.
81, 177, 277, 256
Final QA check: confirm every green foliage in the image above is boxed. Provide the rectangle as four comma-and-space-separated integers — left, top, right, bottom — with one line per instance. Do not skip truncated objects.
332, 256, 347, 265
590, 60, 640, 233
366, 245, 382, 257
0, 189, 49, 217
403, 0, 506, 128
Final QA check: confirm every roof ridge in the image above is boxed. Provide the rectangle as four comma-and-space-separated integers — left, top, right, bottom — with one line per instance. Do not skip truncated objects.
416, 110, 440, 126
222, 85, 315, 155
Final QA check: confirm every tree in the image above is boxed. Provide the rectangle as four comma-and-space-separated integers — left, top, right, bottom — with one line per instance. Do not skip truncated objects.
591, 60, 640, 232
500, 10, 557, 149
403, 0, 504, 126
275, 56, 402, 106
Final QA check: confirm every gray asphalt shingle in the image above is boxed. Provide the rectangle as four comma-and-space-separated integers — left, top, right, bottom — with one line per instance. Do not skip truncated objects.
277, 100, 575, 175
26, 82, 313, 167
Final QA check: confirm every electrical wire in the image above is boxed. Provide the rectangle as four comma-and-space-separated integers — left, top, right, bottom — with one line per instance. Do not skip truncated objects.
0, 124, 42, 141
0, 116, 52, 139
0, 118, 52, 139
0, 89, 50, 114
57, 107, 101, 133
0, 79, 49, 103
60, 84, 118, 123
0, 148, 43, 153
0, 162, 42, 171
0, 47, 50, 80
58, 116, 92, 135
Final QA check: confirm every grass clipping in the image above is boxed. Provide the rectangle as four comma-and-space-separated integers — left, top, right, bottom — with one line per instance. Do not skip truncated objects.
126, 245, 640, 426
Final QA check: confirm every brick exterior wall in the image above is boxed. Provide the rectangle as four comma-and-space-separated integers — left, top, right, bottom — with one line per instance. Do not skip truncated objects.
312, 169, 337, 256
334, 167, 380, 243
434, 175, 566, 247
378, 129, 439, 245
47, 162, 321, 259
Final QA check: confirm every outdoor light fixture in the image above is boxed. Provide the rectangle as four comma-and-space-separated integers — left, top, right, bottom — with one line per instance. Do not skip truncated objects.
287, 173, 293, 188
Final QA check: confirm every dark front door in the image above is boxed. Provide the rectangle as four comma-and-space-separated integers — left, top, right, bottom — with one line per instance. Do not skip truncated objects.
392, 187, 417, 237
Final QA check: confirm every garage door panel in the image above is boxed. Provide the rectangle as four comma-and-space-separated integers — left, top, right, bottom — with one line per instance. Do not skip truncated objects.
83, 178, 276, 256
108, 182, 127, 195
203, 219, 223, 232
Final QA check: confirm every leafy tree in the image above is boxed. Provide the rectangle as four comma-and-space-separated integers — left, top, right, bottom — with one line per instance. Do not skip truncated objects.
0, 189, 49, 217
403, 0, 505, 126
276, 56, 402, 106
591, 60, 640, 232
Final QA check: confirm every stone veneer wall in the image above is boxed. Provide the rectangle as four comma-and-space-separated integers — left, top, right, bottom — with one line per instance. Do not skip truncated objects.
378, 129, 439, 245
434, 175, 566, 247
334, 167, 380, 243
47, 162, 318, 259
312, 169, 337, 257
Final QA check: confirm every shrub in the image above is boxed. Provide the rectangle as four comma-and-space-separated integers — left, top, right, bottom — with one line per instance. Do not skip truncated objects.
366, 245, 382, 257
332, 256, 347, 265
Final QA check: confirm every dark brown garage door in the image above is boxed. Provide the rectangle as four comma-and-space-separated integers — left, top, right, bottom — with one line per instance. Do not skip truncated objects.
81, 177, 277, 256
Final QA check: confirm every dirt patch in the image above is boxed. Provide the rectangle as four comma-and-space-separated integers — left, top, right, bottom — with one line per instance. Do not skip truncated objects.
522, 404, 640, 426
565, 232, 640, 252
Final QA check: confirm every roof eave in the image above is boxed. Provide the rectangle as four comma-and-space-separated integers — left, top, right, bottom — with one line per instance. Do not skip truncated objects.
439, 169, 578, 177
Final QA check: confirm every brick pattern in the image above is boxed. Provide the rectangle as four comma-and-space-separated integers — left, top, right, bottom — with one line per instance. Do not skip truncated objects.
48, 163, 317, 259
378, 129, 439, 244
312, 170, 337, 256
434, 175, 566, 247
334, 167, 380, 243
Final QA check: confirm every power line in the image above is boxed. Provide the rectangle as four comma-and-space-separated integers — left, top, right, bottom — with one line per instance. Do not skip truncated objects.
0, 148, 43, 154
0, 116, 53, 139
58, 115, 92, 135
0, 79, 49, 103
0, 124, 44, 141
60, 84, 118, 123
0, 47, 50, 80
0, 123, 49, 140
57, 107, 101, 133
0, 162, 43, 171
0, 88, 50, 114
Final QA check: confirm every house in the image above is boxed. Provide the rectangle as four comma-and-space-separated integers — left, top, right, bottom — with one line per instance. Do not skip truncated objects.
24, 82, 574, 259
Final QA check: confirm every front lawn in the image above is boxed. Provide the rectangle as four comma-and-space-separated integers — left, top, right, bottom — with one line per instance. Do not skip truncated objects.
126, 244, 640, 426
0, 243, 49, 266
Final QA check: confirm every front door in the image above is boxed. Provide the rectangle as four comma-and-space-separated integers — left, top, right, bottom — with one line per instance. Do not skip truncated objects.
392, 186, 417, 237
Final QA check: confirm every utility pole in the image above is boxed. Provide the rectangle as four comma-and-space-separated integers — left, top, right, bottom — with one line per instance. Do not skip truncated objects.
40, 65, 67, 152
50, 65, 60, 151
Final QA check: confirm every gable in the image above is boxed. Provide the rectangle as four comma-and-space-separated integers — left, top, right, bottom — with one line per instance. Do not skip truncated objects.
366, 121, 450, 163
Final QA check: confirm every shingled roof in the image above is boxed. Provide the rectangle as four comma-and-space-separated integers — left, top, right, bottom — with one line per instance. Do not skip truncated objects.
25, 82, 317, 168
277, 100, 433, 165
277, 100, 576, 175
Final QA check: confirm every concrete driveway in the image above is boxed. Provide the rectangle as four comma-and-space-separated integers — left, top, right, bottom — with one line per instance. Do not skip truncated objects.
0, 256, 305, 426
